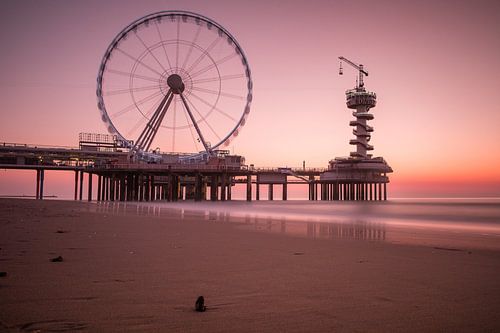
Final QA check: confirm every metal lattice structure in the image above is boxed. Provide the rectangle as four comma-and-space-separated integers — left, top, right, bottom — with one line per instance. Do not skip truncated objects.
97, 11, 253, 161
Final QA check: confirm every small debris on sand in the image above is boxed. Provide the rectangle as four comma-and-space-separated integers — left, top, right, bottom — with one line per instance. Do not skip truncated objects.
56, 230, 68, 234
433, 247, 464, 252
195, 296, 206, 312
50, 256, 64, 262
0, 272, 7, 277
293, 252, 305, 255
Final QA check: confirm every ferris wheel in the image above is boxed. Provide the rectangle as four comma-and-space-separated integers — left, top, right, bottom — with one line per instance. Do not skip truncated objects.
96, 11, 252, 160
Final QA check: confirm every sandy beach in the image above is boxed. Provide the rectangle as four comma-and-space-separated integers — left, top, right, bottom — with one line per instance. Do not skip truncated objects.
1, 199, 500, 332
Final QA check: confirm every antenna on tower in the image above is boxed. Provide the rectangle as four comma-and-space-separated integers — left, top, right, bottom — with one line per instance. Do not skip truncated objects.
339, 61, 343, 75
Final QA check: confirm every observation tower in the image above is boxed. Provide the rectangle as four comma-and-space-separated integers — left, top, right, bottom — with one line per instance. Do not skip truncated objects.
320, 57, 392, 201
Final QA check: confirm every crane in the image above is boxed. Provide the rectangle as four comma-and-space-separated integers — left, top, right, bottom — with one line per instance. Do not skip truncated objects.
338, 56, 368, 88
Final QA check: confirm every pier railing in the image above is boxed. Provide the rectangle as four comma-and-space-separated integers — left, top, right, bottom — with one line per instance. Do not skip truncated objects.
89, 164, 327, 174
92, 163, 247, 172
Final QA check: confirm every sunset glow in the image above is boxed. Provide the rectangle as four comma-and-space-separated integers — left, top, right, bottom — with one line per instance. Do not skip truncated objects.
1, 0, 499, 197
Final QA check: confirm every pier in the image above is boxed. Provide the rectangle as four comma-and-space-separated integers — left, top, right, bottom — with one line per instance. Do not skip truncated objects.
0, 138, 388, 202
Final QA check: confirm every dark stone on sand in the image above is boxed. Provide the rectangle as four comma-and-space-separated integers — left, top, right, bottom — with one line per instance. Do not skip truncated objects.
195, 296, 206, 312
50, 256, 63, 262
0, 272, 7, 277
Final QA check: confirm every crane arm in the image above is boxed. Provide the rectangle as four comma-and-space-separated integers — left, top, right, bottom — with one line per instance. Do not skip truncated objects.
338, 56, 369, 88
338, 56, 368, 76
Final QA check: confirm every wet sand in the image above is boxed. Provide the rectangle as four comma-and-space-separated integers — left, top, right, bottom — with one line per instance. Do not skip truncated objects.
1, 199, 500, 332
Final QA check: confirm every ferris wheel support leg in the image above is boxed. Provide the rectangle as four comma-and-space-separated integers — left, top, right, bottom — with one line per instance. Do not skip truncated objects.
133, 90, 173, 154
144, 93, 175, 153
179, 93, 211, 155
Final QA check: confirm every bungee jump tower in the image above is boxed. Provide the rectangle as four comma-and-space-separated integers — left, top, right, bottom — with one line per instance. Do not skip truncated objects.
320, 56, 392, 201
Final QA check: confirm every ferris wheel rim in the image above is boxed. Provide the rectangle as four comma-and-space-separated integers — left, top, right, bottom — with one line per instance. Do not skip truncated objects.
96, 10, 253, 154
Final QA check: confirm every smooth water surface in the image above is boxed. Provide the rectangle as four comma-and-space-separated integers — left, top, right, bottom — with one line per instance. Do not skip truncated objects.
91, 198, 500, 250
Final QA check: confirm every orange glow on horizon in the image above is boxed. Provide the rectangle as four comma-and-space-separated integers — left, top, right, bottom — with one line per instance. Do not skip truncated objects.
1, 1, 500, 198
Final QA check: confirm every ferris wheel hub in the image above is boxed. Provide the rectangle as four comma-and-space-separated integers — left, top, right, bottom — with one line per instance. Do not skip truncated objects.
167, 74, 185, 94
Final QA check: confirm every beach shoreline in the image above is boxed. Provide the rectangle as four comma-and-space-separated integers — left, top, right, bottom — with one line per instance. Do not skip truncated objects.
1, 198, 500, 332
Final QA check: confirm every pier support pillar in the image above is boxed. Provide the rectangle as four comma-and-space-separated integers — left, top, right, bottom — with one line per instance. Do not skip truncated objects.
74, 171, 78, 201
134, 174, 140, 201
87, 173, 93, 202
195, 174, 202, 202
110, 176, 115, 202
227, 176, 232, 201
172, 176, 179, 201
256, 182, 260, 201
167, 175, 173, 202
220, 175, 227, 201
120, 175, 126, 201
103, 176, 108, 201
384, 183, 387, 201
210, 175, 218, 201
268, 184, 273, 201
97, 175, 102, 201
246, 175, 252, 201
137, 175, 142, 201
282, 182, 287, 201
308, 181, 314, 201
36, 170, 40, 200
150, 176, 155, 201
79, 171, 84, 201
145, 175, 150, 201
130, 174, 135, 201
39, 169, 44, 200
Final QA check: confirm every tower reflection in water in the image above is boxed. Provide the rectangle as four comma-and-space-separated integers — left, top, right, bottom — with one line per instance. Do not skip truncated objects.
248, 217, 386, 242
92, 202, 386, 242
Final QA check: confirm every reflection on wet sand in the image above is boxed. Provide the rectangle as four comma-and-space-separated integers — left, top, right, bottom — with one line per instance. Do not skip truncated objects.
91, 202, 387, 243
89, 201, 500, 249
245, 217, 386, 241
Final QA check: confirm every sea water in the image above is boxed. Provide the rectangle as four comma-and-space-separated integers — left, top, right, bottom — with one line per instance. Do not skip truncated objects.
92, 198, 500, 250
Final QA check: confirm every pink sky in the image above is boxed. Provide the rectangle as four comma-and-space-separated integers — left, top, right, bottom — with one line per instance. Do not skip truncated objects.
1, 0, 499, 198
